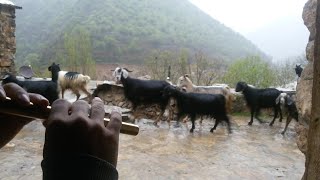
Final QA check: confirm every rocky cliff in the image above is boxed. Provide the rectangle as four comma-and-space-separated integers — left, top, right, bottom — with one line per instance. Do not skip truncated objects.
295, 0, 317, 155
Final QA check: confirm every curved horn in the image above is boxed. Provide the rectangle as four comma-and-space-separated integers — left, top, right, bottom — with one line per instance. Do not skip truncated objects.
123, 68, 133, 72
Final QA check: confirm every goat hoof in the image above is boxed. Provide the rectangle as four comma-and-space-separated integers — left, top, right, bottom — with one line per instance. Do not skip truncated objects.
269, 123, 274, 126
281, 131, 285, 135
210, 129, 214, 133
190, 129, 194, 133
248, 122, 253, 126
153, 122, 159, 127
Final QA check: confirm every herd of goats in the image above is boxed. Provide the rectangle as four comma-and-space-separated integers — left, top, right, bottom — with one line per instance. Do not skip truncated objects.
1, 63, 304, 135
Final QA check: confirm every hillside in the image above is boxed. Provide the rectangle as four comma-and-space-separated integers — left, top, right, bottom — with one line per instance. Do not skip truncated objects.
12, 0, 267, 65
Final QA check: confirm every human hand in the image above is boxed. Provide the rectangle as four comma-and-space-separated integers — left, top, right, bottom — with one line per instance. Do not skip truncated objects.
0, 83, 49, 148
43, 97, 122, 167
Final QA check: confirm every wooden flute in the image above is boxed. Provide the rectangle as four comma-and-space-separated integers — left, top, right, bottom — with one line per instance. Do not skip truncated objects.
0, 97, 139, 136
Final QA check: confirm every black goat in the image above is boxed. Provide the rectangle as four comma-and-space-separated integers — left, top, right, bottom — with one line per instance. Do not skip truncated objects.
2, 64, 60, 104
112, 67, 171, 125
163, 85, 231, 133
235, 82, 283, 126
276, 93, 299, 135
295, 64, 303, 78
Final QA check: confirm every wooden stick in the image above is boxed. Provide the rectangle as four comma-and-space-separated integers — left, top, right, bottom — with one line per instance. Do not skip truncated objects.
0, 97, 139, 136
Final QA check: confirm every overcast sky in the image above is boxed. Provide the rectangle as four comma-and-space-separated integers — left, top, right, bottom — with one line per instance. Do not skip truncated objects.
189, 0, 307, 35
189, 0, 309, 61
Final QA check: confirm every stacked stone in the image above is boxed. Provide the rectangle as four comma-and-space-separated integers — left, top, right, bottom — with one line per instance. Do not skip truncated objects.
0, 3, 18, 77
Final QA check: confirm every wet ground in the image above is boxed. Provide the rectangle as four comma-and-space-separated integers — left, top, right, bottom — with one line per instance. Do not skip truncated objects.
0, 115, 305, 180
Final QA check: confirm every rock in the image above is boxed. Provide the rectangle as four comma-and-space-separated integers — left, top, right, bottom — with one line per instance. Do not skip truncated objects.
295, 123, 308, 155
295, 0, 316, 156
302, 0, 317, 41
118, 102, 124, 107
306, 40, 314, 62
296, 62, 313, 125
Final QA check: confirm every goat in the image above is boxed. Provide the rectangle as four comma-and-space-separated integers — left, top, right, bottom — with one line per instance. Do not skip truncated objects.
48, 63, 91, 100
163, 85, 232, 133
295, 64, 303, 78
2, 65, 60, 104
177, 74, 233, 113
235, 81, 283, 126
177, 74, 233, 123
112, 67, 171, 125
276, 93, 299, 135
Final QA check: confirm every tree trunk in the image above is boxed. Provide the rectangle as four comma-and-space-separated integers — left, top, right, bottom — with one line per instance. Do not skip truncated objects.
303, 0, 320, 179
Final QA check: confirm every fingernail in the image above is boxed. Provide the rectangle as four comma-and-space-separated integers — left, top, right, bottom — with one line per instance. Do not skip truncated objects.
19, 94, 30, 106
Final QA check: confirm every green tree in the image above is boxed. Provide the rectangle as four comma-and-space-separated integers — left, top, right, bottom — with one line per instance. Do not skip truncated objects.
63, 26, 96, 79
223, 56, 275, 88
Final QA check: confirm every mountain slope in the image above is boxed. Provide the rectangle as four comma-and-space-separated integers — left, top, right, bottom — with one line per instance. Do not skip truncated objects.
13, 0, 267, 64
245, 16, 309, 61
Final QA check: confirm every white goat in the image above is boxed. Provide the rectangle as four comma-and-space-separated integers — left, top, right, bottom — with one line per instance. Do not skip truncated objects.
57, 70, 91, 100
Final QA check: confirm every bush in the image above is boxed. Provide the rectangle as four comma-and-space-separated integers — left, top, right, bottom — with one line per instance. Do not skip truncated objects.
223, 56, 275, 88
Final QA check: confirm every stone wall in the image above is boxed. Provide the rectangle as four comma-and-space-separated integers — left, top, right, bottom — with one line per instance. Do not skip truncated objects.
93, 83, 251, 121
92, 83, 173, 120
295, 0, 317, 155
0, 4, 18, 77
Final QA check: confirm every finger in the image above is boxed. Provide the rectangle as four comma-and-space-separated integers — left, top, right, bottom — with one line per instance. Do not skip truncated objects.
29, 93, 49, 108
106, 110, 122, 134
90, 97, 105, 124
0, 86, 5, 101
3, 83, 30, 106
70, 100, 90, 117
44, 99, 71, 127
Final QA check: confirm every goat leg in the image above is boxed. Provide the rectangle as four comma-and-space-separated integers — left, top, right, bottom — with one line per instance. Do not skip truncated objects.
189, 115, 196, 133
81, 86, 92, 100
254, 109, 265, 123
281, 116, 292, 135
269, 107, 278, 126
200, 116, 203, 124
278, 107, 283, 122
210, 119, 219, 133
248, 108, 254, 125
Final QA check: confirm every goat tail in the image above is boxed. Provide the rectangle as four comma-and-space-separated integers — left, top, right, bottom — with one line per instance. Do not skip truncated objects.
79, 75, 91, 84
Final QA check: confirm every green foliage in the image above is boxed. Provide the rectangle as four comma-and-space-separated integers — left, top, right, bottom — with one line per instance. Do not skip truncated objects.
13, 0, 267, 66
193, 51, 227, 85
272, 54, 308, 87
62, 27, 96, 79
272, 60, 297, 87
145, 49, 227, 85
223, 56, 275, 88
145, 50, 178, 81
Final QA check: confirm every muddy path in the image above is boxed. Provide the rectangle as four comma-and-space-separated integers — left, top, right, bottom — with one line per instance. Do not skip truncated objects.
0, 115, 304, 180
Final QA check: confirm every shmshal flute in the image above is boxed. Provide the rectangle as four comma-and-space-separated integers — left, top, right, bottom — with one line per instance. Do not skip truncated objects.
0, 97, 139, 136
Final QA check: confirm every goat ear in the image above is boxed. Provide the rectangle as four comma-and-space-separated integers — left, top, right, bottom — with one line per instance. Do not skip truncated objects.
123, 68, 133, 72
3, 74, 9, 79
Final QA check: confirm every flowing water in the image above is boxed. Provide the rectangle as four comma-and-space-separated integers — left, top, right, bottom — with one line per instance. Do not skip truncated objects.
0, 115, 304, 180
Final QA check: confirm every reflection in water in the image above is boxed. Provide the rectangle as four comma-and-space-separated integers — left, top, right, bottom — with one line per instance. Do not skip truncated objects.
0, 116, 304, 180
